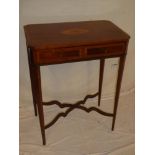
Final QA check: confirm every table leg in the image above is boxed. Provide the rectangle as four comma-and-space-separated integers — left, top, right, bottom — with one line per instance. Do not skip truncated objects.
98, 58, 105, 107
27, 48, 38, 116
33, 65, 46, 145
112, 55, 126, 130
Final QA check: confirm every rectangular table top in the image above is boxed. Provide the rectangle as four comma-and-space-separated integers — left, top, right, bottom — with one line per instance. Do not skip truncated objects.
24, 20, 130, 50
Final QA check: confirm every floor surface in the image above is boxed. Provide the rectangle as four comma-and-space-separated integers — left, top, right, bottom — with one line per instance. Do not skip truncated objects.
20, 90, 134, 155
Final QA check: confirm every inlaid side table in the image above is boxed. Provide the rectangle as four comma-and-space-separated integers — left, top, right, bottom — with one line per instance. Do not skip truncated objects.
24, 20, 130, 145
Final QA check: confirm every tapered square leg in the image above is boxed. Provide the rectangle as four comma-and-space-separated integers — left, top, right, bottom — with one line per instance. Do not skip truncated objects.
27, 47, 46, 145
27, 47, 38, 116
33, 65, 46, 145
112, 55, 126, 130
98, 58, 105, 107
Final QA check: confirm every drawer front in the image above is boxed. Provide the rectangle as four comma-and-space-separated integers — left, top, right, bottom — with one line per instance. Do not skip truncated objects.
33, 43, 125, 65
33, 48, 82, 64
86, 43, 125, 57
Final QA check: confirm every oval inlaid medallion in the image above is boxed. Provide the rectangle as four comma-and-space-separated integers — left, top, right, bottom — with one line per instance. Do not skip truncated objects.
62, 28, 89, 35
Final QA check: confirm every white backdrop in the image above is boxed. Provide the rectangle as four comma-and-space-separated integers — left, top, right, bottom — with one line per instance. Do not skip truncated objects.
20, 0, 134, 154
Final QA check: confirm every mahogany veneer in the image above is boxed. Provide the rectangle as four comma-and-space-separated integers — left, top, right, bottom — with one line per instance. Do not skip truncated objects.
24, 20, 130, 145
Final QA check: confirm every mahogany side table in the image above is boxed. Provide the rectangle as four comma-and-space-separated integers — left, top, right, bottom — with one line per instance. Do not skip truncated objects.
24, 20, 130, 145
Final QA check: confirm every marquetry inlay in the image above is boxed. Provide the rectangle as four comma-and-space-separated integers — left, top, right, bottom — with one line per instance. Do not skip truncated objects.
62, 28, 89, 35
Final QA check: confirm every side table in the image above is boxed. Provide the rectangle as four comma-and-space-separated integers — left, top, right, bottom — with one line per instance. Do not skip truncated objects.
24, 20, 130, 145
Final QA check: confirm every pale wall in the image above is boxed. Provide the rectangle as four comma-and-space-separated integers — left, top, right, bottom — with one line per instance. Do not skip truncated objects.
20, 0, 134, 104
